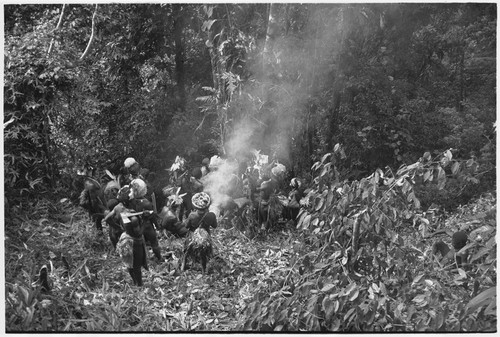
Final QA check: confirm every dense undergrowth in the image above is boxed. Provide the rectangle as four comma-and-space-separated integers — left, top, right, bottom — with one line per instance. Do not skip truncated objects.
5, 150, 497, 332
5, 197, 306, 331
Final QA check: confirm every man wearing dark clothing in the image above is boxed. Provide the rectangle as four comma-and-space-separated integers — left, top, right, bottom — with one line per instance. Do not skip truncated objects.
185, 209, 218, 234
129, 179, 163, 261
257, 176, 277, 230
181, 192, 218, 274
79, 177, 107, 233
283, 178, 304, 223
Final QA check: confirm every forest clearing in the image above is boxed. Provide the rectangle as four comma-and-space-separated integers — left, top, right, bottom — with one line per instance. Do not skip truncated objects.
4, 3, 497, 332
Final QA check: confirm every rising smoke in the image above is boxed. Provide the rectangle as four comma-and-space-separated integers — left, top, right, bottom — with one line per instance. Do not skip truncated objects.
201, 4, 341, 214
200, 156, 238, 216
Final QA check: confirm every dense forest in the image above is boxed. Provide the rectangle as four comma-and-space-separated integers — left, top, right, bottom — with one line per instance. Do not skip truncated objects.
4, 3, 497, 332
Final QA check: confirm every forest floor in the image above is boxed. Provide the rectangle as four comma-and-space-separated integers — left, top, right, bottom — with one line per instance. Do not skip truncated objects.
5, 192, 496, 331
5, 199, 304, 331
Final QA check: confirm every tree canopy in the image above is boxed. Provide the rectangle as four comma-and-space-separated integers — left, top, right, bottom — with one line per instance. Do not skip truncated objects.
5, 3, 495, 203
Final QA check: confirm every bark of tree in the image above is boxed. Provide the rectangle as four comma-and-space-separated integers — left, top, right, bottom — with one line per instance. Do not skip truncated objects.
173, 6, 186, 111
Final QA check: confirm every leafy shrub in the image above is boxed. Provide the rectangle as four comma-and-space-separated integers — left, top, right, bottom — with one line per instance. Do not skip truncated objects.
237, 146, 495, 331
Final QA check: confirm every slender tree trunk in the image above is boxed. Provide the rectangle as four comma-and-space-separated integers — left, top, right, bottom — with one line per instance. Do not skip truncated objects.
284, 4, 291, 36
262, 3, 279, 77
47, 4, 66, 56
43, 110, 55, 187
458, 47, 465, 112
173, 5, 186, 111
205, 5, 228, 153
328, 89, 341, 151
307, 121, 314, 166
328, 6, 345, 151
80, 4, 98, 61
207, 5, 226, 104
309, 7, 320, 94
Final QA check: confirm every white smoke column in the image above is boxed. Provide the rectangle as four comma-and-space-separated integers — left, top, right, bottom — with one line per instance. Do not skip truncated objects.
201, 156, 239, 216
225, 119, 259, 160
201, 119, 263, 216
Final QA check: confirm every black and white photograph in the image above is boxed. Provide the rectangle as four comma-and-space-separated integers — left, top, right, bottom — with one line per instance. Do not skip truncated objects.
4, 2, 497, 332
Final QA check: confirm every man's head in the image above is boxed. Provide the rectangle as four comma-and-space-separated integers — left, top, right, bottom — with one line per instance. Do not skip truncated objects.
117, 186, 131, 202
130, 179, 148, 199
124, 157, 141, 175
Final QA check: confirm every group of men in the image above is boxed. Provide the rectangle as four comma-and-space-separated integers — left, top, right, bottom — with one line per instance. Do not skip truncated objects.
78, 154, 305, 285
79, 156, 218, 285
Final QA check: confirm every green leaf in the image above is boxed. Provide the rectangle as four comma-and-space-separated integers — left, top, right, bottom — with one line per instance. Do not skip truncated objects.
465, 287, 496, 314
321, 284, 335, 292
343, 283, 357, 297
412, 294, 427, 303
436, 166, 446, 190
202, 19, 217, 32
348, 288, 359, 302
470, 247, 491, 263
444, 149, 453, 161
301, 214, 311, 230
451, 161, 460, 175
314, 197, 324, 211
457, 268, 467, 279
344, 307, 356, 322
484, 298, 497, 316
321, 153, 332, 164
322, 296, 335, 318
412, 274, 424, 285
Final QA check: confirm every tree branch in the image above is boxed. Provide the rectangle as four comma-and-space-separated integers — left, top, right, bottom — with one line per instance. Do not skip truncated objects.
80, 4, 98, 61
47, 4, 67, 56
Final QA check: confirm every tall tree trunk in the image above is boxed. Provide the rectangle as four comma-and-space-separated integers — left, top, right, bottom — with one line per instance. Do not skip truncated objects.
262, 3, 279, 78
173, 5, 186, 111
328, 89, 341, 151
309, 6, 320, 94
80, 4, 98, 61
47, 4, 66, 56
207, 5, 227, 104
205, 5, 228, 153
328, 6, 345, 151
458, 46, 465, 112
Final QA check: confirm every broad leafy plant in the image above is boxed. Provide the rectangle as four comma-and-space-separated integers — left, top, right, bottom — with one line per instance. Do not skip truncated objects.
238, 146, 494, 331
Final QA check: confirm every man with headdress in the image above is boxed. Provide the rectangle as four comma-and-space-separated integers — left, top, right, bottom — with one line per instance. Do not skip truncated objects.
181, 192, 218, 274
123, 157, 151, 185
169, 156, 194, 220
110, 185, 149, 286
